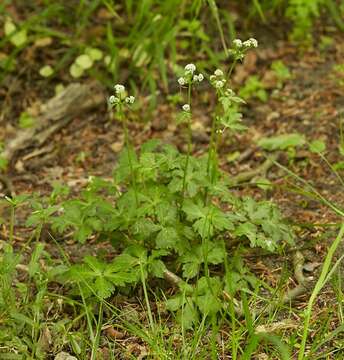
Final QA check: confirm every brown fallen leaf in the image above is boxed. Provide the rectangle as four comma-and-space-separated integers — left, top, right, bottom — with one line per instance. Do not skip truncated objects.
104, 326, 126, 340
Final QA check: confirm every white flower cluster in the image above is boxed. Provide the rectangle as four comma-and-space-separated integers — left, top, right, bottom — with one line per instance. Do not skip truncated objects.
210, 68, 226, 90
244, 38, 258, 48
109, 84, 135, 107
225, 88, 234, 96
233, 39, 242, 48
125, 96, 135, 104
182, 104, 190, 112
178, 63, 204, 86
231, 38, 258, 61
185, 63, 196, 74
233, 37, 258, 49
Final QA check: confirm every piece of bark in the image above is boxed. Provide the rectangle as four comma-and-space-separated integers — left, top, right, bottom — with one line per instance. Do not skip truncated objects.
2, 81, 104, 166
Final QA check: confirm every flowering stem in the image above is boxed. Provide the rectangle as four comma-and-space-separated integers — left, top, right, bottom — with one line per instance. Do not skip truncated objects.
204, 58, 238, 205
226, 59, 237, 80
208, 0, 228, 57
9, 204, 15, 244
181, 83, 192, 210
205, 101, 220, 205
119, 105, 139, 207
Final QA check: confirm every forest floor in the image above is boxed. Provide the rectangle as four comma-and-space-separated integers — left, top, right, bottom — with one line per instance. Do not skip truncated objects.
1, 16, 344, 359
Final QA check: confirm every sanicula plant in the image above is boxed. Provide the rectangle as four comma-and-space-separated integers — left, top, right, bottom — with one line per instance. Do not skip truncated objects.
38, 35, 296, 332
206, 38, 258, 200
109, 85, 138, 206
177, 63, 204, 208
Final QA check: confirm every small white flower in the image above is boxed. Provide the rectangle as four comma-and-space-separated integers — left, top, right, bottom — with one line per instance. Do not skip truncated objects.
225, 88, 234, 96
114, 84, 125, 94
209, 75, 216, 82
248, 37, 258, 47
125, 96, 135, 104
214, 69, 224, 77
193, 73, 204, 82
243, 40, 251, 48
265, 239, 273, 248
215, 80, 225, 89
178, 77, 186, 86
233, 39, 242, 48
182, 104, 190, 112
109, 95, 119, 104
184, 63, 196, 74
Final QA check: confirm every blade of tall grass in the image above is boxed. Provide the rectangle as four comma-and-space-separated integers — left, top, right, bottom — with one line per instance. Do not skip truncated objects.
298, 224, 344, 360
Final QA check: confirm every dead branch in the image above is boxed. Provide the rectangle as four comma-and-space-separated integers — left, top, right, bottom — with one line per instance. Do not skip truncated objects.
228, 155, 277, 187
2, 82, 104, 166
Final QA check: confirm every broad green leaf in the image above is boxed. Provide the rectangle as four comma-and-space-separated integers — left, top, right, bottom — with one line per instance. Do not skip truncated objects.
110, 253, 138, 271
149, 259, 166, 278
166, 294, 186, 311
178, 301, 198, 329
255, 177, 273, 191
182, 260, 200, 279
181, 247, 202, 278
183, 200, 204, 221
4, 18, 16, 36
309, 139, 326, 153
70, 63, 84, 78
39, 65, 54, 77
4, 18, 27, 47
28, 243, 45, 277
85, 47, 103, 61
208, 243, 226, 264
0, 156, 8, 171
19, 112, 35, 129
211, 208, 234, 231
156, 227, 179, 249
195, 277, 222, 316
193, 217, 212, 238
95, 277, 115, 299
75, 54, 93, 69
124, 245, 147, 262
235, 222, 257, 245
257, 133, 305, 151
67, 255, 138, 299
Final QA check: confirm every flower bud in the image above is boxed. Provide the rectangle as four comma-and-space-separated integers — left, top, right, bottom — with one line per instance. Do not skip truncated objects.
249, 38, 258, 48
214, 69, 224, 77
233, 39, 242, 48
215, 80, 224, 89
114, 84, 125, 94
184, 63, 196, 74
182, 104, 190, 112
178, 77, 186, 86
109, 95, 119, 104
125, 96, 135, 104
197, 73, 204, 82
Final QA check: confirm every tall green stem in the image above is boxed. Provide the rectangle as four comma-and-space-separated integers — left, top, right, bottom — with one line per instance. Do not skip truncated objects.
226, 59, 237, 80
140, 262, 155, 331
181, 83, 192, 209
208, 0, 228, 57
205, 59, 238, 206
298, 224, 344, 360
120, 105, 139, 207
9, 204, 14, 244
91, 300, 103, 360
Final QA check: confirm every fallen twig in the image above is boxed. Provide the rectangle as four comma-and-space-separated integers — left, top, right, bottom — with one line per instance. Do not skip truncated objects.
228, 155, 277, 187
2, 81, 104, 167
0, 174, 14, 197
